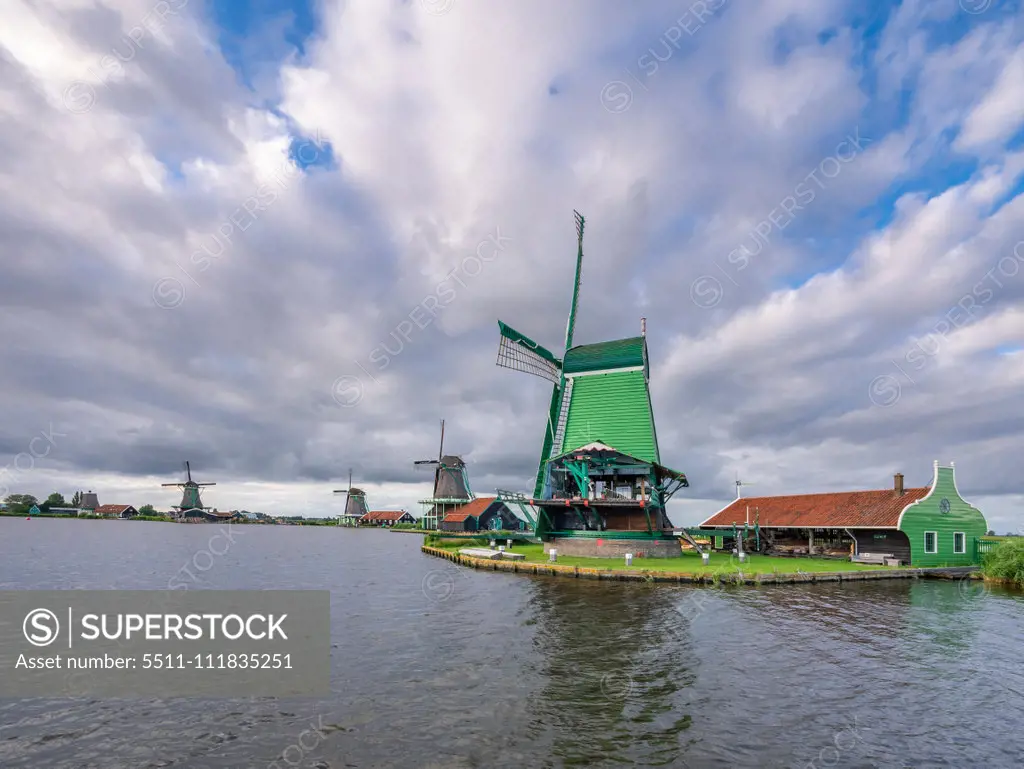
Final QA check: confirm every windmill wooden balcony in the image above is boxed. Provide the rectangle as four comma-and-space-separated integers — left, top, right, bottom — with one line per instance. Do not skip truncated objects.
529, 442, 688, 535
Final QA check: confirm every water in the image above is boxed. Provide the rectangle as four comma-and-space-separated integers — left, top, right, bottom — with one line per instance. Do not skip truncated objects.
0, 517, 1021, 768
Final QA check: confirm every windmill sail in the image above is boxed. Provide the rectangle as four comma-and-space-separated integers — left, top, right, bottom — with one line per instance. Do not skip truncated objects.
564, 210, 585, 350
494, 211, 588, 498
496, 322, 561, 384
495, 323, 563, 496
549, 211, 585, 467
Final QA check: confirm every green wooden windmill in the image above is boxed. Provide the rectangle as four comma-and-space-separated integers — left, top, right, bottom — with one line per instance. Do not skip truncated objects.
162, 461, 216, 518
496, 212, 688, 547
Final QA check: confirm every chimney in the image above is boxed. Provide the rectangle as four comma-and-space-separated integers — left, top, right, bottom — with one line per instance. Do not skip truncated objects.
894, 473, 904, 496
640, 317, 647, 337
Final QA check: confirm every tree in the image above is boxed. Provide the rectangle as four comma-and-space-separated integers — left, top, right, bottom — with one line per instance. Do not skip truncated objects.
4, 494, 38, 515
988, 529, 996, 536
138, 504, 156, 516
41, 492, 66, 513
71, 490, 82, 507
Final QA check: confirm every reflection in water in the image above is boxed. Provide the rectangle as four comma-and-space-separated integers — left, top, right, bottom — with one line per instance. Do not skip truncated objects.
528, 581, 698, 766
1, 519, 1023, 768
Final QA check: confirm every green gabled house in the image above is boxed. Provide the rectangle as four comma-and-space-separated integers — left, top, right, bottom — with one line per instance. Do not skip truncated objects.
496, 212, 688, 557
897, 462, 988, 567
699, 462, 988, 567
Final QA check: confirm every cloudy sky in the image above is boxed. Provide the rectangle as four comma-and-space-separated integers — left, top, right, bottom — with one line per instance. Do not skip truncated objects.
1, 0, 1023, 530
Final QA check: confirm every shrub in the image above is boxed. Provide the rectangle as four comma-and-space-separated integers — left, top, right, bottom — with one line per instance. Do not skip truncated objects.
982, 539, 1024, 586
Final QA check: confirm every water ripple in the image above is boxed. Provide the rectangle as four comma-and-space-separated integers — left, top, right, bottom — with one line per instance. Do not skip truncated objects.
1, 520, 1023, 767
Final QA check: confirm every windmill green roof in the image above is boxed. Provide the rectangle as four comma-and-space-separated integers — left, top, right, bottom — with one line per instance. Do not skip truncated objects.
560, 369, 660, 463
563, 337, 645, 374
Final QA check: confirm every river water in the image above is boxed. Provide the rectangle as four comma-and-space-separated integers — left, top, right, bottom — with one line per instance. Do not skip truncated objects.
0, 517, 1021, 768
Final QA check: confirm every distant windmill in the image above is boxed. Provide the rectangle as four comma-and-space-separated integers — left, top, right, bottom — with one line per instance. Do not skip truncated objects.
415, 419, 473, 529
333, 468, 368, 525
162, 461, 216, 517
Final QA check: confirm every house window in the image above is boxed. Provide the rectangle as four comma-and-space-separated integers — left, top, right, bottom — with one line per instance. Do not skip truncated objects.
953, 532, 966, 554
924, 531, 937, 554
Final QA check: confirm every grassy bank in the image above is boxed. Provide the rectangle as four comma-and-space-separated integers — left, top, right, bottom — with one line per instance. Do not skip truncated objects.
981, 538, 1024, 586
426, 538, 889, 575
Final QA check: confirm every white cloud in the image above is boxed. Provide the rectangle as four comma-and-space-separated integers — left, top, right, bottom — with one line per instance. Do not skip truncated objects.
0, 0, 1021, 528
958, 47, 1024, 150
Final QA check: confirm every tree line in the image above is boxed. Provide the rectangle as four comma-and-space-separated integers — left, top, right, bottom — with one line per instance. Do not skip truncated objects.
1, 493, 155, 516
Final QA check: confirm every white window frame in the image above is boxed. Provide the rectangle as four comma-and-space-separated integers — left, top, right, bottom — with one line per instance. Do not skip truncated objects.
924, 531, 938, 554
953, 531, 966, 554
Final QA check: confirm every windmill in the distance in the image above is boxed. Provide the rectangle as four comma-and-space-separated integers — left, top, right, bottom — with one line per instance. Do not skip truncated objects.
162, 461, 216, 520
415, 419, 473, 530
334, 469, 368, 526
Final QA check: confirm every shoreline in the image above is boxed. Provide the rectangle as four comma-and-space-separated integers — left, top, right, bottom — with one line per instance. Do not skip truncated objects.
0, 514, 328, 526
421, 545, 981, 585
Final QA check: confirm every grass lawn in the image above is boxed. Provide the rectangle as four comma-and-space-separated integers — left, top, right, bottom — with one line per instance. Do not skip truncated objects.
427, 540, 891, 574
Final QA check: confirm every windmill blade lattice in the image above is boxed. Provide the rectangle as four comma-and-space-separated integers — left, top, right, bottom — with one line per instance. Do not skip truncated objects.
496, 322, 561, 384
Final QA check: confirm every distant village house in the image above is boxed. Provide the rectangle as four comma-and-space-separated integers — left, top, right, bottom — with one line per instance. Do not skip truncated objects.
359, 510, 416, 527
91, 505, 139, 519
439, 496, 536, 532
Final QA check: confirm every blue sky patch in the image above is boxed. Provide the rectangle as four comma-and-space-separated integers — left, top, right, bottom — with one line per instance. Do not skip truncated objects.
205, 0, 319, 89
288, 131, 337, 172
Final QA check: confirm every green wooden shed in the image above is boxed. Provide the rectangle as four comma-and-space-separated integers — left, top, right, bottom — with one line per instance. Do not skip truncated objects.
897, 462, 988, 567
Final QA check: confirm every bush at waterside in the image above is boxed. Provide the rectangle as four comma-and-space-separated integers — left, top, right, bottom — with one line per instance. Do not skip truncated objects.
982, 538, 1024, 586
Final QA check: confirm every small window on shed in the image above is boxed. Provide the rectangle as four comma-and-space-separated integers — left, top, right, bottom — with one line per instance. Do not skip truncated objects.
953, 532, 966, 554
924, 531, 937, 554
